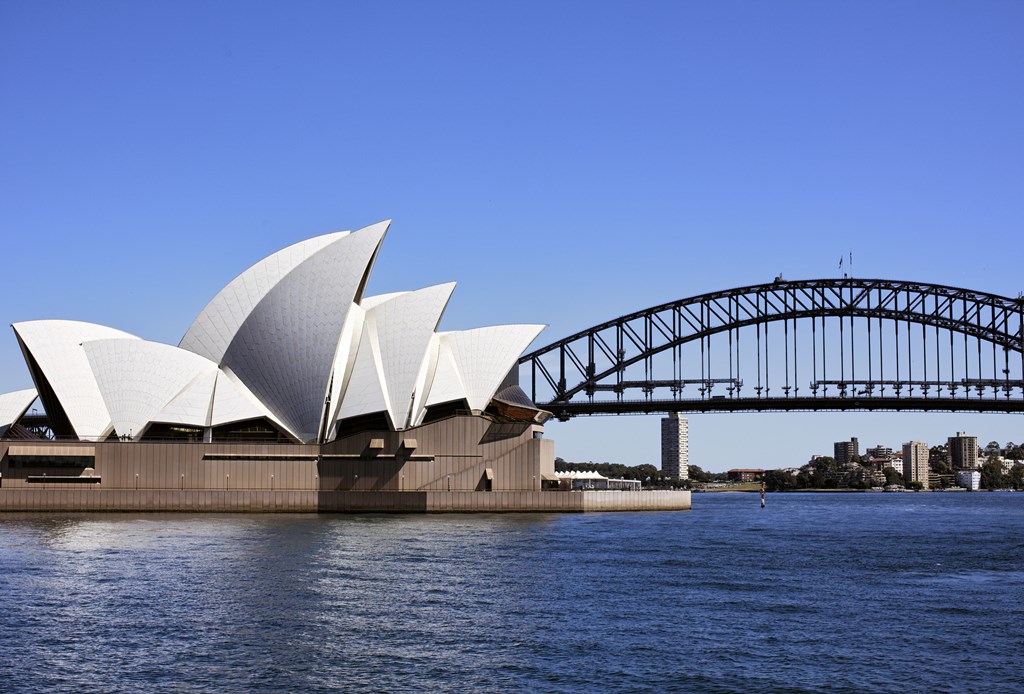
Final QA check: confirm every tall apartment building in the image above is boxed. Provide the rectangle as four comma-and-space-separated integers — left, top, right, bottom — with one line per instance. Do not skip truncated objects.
661, 413, 689, 479
834, 437, 860, 466
947, 432, 979, 470
902, 441, 930, 489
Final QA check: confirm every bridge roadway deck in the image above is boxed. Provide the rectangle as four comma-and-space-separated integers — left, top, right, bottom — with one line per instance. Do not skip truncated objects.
545, 396, 1024, 418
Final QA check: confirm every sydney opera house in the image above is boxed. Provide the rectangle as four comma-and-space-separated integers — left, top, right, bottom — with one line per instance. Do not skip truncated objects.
0, 221, 688, 512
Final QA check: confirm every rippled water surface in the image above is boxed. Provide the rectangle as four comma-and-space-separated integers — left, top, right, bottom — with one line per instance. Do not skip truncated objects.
2, 493, 1023, 692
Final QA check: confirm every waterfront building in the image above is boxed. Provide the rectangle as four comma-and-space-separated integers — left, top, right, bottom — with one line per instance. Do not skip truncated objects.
948, 432, 979, 470
830, 462, 873, 487
866, 444, 893, 460
726, 469, 763, 482
867, 456, 893, 469
11, 222, 546, 446
0, 222, 697, 513
556, 470, 641, 491
957, 470, 981, 491
834, 437, 860, 466
902, 441, 930, 489
881, 460, 901, 474
660, 413, 689, 479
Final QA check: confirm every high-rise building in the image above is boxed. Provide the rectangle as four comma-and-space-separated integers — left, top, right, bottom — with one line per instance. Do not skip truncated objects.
661, 413, 689, 479
834, 437, 860, 466
947, 432, 979, 470
902, 441, 930, 489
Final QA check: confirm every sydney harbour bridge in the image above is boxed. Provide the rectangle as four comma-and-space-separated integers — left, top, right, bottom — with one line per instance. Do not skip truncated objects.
518, 278, 1024, 421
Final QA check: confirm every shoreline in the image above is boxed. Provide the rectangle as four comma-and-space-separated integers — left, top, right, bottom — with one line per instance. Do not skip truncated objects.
699, 486, 986, 493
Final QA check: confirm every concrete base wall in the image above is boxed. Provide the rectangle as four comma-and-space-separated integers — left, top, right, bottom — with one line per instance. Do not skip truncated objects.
0, 415, 555, 494
0, 488, 319, 512
323, 417, 555, 492
0, 415, 690, 513
0, 489, 690, 513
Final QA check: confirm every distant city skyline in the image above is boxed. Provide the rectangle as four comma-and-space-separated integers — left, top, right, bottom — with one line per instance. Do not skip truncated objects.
2, 1, 1021, 470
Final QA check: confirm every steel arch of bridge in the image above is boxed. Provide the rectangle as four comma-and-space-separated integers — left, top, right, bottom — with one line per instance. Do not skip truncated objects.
518, 278, 1024, 419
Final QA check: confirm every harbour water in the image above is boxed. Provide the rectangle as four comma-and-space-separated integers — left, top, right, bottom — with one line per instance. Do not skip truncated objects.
2, 493, 1022, 692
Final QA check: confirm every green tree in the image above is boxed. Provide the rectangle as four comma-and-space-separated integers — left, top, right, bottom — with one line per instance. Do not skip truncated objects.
764, 469, 797, 492
980, 459, 1005, 490
883, 467, 905, 486
808, 456, 838, 488
1009, 464, 1024, 490
635, 464, 659, 480
688, 465, 713, 483
929, 446, 952, 475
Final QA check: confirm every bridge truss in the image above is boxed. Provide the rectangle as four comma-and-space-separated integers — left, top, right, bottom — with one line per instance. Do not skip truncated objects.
518, 279, 1024, 420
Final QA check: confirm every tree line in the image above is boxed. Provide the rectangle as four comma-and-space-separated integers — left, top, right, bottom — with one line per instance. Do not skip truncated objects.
763, 440, 1024, 492
556, 438, 1024, 492
554, 458, 719, 488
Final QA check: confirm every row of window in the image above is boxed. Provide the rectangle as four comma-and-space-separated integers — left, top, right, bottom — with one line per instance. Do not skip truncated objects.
7, 455, 95, 469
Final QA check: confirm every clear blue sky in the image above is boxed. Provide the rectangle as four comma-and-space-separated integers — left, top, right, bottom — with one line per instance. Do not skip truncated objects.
2, 1, 1022, 469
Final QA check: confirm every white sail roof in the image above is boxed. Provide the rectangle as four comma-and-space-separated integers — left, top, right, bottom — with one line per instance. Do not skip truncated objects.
335, 317, 390, 424
437, 325, 545, 412
210, 369, 286, 429
181, 221, 389, 442
179, 231, 350, 364
0, 388, 37, 433
360, 292, 407, 311
423, 335, 467, 408
8, 221, 547, 443
333, 284, 455, 429
374, 283, 456, 429
154, 369, 218, 427
13, 320, 141, 440
326, 293, 408, 429
82, 338, 292, 438
324, 304, 366, 431
83, 338, 217, 439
